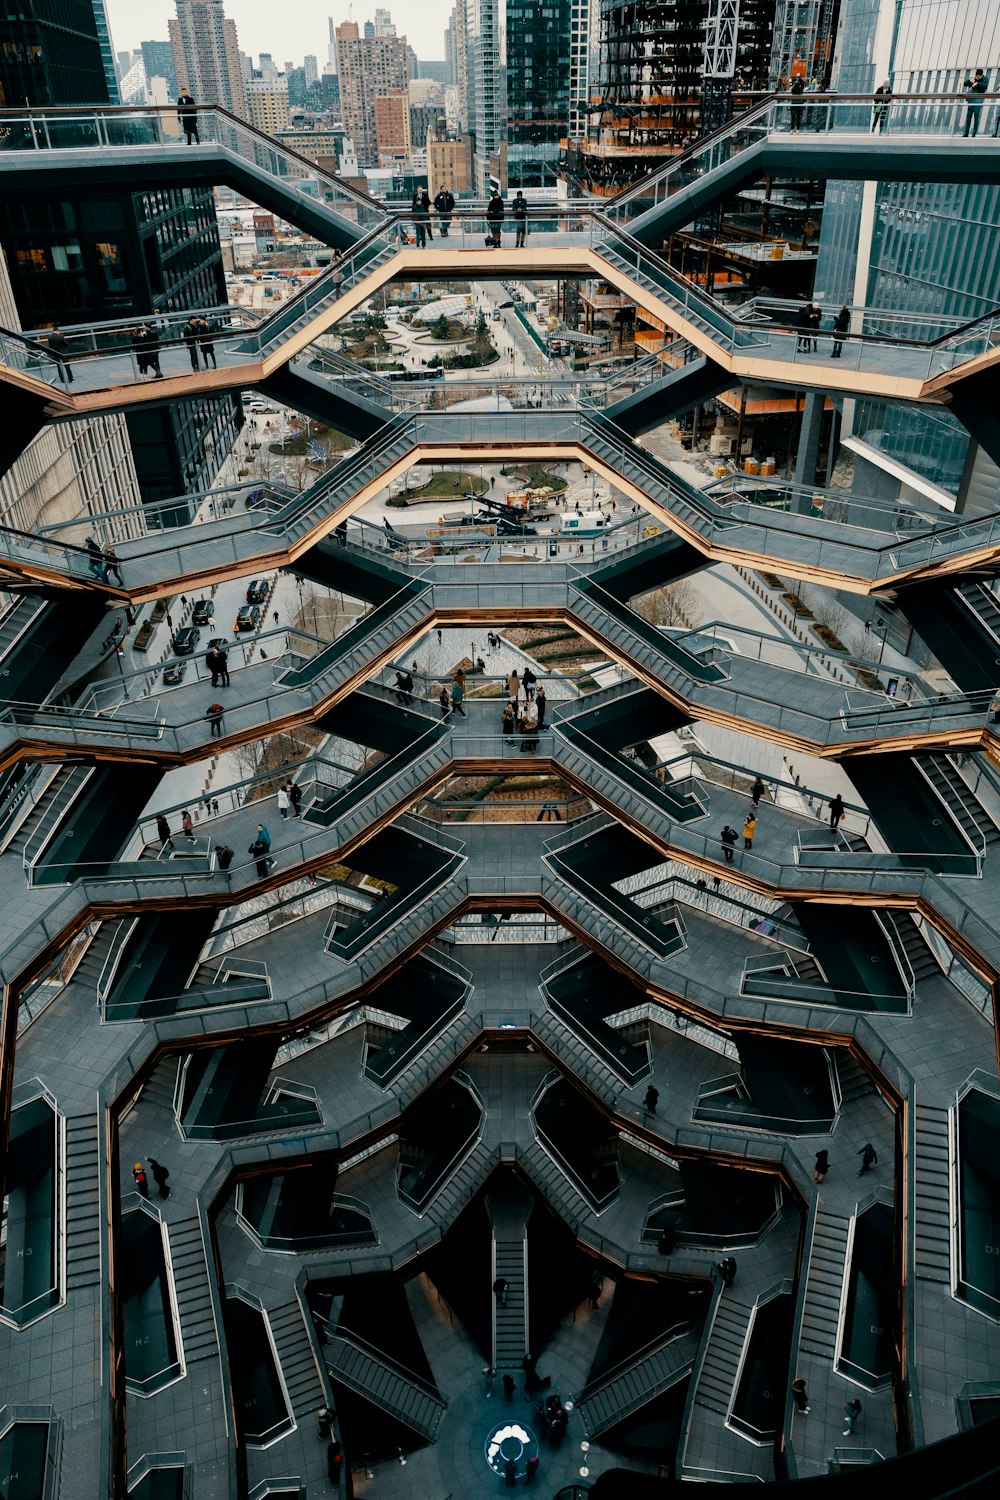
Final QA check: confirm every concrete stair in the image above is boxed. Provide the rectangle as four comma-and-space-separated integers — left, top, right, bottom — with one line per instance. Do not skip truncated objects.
799, 1210, 849, 1360
64, 1113, 101, 1291
689, 1296, 754, 1416
168, 1215, 219, 1366
326, 1332, 446, 1439
578, 1326, 700, 1437
914, 1103, 952, 1283
269, 1298, 326, 1417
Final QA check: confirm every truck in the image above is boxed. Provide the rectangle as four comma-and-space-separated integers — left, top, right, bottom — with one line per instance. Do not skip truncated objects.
505, 487, 559, 520
557, 509, 608, 538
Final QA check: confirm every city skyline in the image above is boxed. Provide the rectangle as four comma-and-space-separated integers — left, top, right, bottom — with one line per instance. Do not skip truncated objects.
106, 0, 453, 70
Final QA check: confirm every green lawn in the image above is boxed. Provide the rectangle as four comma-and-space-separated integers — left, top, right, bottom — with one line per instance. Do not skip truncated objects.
405, 471, 489, 499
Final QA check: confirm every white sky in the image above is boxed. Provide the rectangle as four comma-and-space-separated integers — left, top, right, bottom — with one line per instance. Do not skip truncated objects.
106, 1, 454, 68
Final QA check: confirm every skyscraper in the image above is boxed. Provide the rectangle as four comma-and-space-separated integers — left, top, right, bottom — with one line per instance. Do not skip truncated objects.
169, 0, 247, 117
506, 0, 573, 187
92, 0, 121, 103
0, 0, 111, 107
304, 54, 319, 86
141, 39, 179, 98
465, 0, 503, 193
335, 21, 411, 167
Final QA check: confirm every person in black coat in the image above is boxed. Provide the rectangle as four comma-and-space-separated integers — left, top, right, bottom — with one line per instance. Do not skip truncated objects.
177, 91, 199, 144
434, 186, 454, 236
486, 191, 505, 246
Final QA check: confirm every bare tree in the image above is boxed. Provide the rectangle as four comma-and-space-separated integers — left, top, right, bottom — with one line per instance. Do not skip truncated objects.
635, 578, 702, 629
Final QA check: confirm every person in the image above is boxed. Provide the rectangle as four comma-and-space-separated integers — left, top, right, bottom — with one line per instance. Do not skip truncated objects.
658, 1226, 677, 1256
289, 782, 303, 817
829, 793, 846, 827
493, 1275, 509, 1307
147, 1158, 170, 1198
181, 810, 195, 843
843, 1397, 862, 1434
315, 1406, 332, 1439
206, 646, 222, 687
587, 1270, 603, 1309
743, 812, 757, 850
197, 317, 217, 369
644, 1083, 659, 1114
135, 323, 163, 378
484, 1364, 495, 1397
830, 305, 850, 358
751, 776, 766, 808
502, 701, 516, 738
218, 646, 230, 687
525, 1454, 540, 1483
963, 69, 988, 137
504, 1457, 517, 1487
394, 669, 414, 704
206, 702, 224, 737
450, 676, 467, 717
502, 1373, 516, 1400
277, 786, 291, 820
411, 188, 430, 248
47, 327, 74, 383
177, 90, 199, 144
857, 1141, 877, 1176
438, 683, 450, 718
102, 545, 123, 587
183, 316, 202, 370
807, 302, 822, 348
215, 844, 234, 872
791, 1376, 810, 1413
871, 80, 892, 132
814, 1149, 829, 1184
434, 185, 454, 236
796, 301, 814, 352
249, 824, 272, 877
522, 667, 536, 701
326, 1441, 343, 1482
534, 684, 546, 728
718, 1256, 737, 1288
132, 1162, 149, 1198
155, 814, 174, 851
513, 189, 528, 247
788, 73, 806, 130
486, 189, 505, 247
721, 825, 738, 864
508, 668, 520, 704
84, 536, 106, 580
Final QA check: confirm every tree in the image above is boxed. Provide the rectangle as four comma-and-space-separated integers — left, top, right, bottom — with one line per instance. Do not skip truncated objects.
635, 578, 701, 630
474, 310, 489, 344
432, 313, 451, 340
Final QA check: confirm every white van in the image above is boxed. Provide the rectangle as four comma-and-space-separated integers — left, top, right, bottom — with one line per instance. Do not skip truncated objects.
559, 510, 608, 537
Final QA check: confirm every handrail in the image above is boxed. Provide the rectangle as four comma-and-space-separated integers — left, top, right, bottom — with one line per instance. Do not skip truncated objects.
327, 1324, 445, 1402
576, 1319, 693, 1399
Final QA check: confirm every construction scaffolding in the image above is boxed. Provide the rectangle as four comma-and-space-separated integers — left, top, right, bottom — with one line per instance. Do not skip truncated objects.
567, 0, 776, 192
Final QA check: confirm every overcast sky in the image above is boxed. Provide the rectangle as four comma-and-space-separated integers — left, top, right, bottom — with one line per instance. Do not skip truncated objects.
106, 1, 454, 67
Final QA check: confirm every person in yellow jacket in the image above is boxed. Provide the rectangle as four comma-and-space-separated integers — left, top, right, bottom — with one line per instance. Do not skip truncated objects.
743, 813, 757, 850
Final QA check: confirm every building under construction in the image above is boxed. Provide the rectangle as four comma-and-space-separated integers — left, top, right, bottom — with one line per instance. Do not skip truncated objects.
564, 0, 777, 195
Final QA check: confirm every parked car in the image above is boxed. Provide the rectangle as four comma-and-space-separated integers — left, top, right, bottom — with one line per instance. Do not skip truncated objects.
172, 626, 200, 654
191, 598, 214, 625
207, 636, 229, 652
235, 605, 262, 632
162, 659, 188, 685
245, 578, 269, 603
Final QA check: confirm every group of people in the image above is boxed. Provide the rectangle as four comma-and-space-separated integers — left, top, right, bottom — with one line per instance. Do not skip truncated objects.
795, 302, 851, 358
205, 643, 231, 687
719, 813, 758, 863
182, 315, 218, 370
407, 186, 529, 248
532, 1393, 567, 1449
276, 782, 304, 819
871, 71, 996, 138
502, 666, 546, 750
84, 536, 124, 586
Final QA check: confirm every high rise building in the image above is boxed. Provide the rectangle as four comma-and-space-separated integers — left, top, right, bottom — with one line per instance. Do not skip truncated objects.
427, 129, 472, 196
141, 39, 179, 98
327, 16, 339, 74
168, 0, 247, 118
304, 54, 319, 86
335, 21, 411, 167
506, 0, 573, 187
244, 78, 291, 135
364, 19, 376, 39
92, 0, 121, 103
257, 52, 279, 85
374, 8, 397, 37
374, 88, 412, 164
445, 10, 457, 85
813, 0, 1000, 511
465, 0, 503, 193
0, 0, 111, 108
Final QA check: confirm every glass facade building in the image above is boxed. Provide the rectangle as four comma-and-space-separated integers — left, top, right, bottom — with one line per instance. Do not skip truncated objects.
505, 0, 572, 187
814, 0, 1000, 505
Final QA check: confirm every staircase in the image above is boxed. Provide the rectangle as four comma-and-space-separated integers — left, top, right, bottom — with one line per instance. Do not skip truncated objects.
168, 1216, 220, 1366
268, 1299, 327, 1417
798, 1210, 850, 1360
9, 765, 93, 864
533, 1007, 641, 1094
915, 754, 1000, 848
883, 912, 942, 983
71, 922, 125, 993
415, 1138, 495, 1225
687, 1297, 754, 1417
578, 1326, 701, 1437
518, 1137, 601, 1222
486, 1181, 531, 1371
64, 1113, 102, 1291
835, 1052, 878, 1105
957, 580, 1000, 644
0, 595, 44, 658
913, 1104, 952, 1284
326, 1332, 446, 1439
